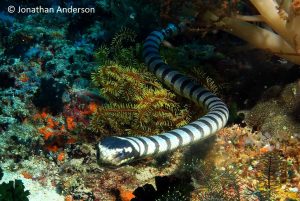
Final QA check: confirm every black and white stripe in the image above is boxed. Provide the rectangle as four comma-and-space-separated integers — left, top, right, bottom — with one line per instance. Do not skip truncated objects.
97, 23, 229, 166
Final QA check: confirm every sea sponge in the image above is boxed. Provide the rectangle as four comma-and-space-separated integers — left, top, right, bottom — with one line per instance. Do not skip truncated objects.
245, 100, 284, 131
279, 82, 300, 112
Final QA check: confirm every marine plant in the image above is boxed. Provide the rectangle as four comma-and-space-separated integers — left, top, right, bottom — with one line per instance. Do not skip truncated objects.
0, 167, 30, 201
110, 27, 137, 54
188, 66, 221, 95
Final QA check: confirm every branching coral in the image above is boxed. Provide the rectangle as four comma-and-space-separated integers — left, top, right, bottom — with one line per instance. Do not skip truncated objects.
197, 0, 300, 64
159, 0, 300, 64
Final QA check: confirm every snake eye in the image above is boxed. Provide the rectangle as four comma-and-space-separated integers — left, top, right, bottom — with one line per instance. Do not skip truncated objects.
116, 151, 126, 159
117, 147, 131, 159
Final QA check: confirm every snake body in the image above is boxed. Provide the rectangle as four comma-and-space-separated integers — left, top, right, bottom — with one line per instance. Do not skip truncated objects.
96, 24, 229, 166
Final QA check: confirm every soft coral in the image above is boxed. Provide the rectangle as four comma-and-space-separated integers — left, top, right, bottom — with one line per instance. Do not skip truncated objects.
195, 0, 300, 64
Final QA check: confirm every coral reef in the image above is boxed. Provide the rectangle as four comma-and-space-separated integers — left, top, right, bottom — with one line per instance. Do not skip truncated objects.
0, 1, 299, 201
206, 124, 300, 200
160, 0, 300, 64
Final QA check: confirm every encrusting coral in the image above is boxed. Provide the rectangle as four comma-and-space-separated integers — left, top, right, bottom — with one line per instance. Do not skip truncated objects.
203, 124, 300, 201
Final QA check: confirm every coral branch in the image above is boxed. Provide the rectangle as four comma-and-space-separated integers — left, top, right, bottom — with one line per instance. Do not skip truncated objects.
203, 11, 300, 64
222, 17, 300, 63
249, 0, 292, 46
235, 15, 264, 22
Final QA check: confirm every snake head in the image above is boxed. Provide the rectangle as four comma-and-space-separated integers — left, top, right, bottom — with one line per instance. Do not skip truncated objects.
96, 137, 139, 166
